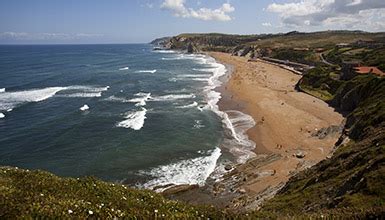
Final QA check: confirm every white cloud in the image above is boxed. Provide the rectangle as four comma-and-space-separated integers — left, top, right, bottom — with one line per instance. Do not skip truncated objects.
262, 22, 272, 27
267, 0, 385, 30
161, 0, 234, 21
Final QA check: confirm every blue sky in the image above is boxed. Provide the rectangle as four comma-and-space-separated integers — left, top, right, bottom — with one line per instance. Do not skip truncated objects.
0, 0, 384, 44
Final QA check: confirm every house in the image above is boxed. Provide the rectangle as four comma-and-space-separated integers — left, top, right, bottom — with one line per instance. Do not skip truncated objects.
354, 39, 375, 47
336, 43, 350, 48
354, 66, 385, 77
293, 48, 310, 51
314, 48, 326, 53
353, 39, 384, 48
341, 61, 385, 80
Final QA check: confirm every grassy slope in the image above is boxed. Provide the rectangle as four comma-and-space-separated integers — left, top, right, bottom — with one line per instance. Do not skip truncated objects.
0, 167, 232, 219
171, 31, 385, 51
251, 31, 385, 48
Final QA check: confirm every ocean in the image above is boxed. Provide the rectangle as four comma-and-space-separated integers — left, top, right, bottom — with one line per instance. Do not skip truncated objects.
0, 44, 255, 189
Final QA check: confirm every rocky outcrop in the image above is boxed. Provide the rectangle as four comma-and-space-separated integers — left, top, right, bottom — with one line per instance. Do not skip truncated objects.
150, 37, 171, 46
161, 184, 199, 196
187, 43, 198, 53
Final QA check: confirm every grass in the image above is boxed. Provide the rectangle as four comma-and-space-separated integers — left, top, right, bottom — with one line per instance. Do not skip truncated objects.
0, 166, 231, 219
300, 85, 334, 101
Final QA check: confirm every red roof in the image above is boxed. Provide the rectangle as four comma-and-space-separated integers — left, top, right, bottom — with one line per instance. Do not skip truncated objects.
354, 66, 385, 77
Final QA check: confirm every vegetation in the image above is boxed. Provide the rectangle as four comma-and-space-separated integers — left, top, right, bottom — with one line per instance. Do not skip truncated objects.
0, 166, 235, 219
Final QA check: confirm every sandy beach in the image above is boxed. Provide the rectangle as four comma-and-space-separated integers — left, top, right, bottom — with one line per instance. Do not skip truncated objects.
208, 52, 344, 209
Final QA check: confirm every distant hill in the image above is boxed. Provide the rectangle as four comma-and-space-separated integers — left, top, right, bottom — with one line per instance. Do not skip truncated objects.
150, 36, 171, 46
158, 31, 385, 55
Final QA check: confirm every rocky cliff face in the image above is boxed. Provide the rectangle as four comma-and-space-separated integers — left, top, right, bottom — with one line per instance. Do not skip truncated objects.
159, 33, 263, 54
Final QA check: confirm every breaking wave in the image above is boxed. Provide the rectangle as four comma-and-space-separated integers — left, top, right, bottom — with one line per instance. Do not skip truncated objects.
0, 85, 109, 111
136, 70, 157, 74
116, 108, 147, 130
141, 147, 221, 191
176, 101, 198, 109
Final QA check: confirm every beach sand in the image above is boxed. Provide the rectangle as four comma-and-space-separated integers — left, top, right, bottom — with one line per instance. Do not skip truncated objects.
165, 52, 344, 210
210, 52, 344, 209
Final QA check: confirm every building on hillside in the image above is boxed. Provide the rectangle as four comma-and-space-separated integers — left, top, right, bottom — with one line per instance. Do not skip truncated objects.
353, 39, 384, 48
354, 66, 385, 77
354, 39, 374, 47
314, 48, 326, 53
293, 48, 310, 51
341, 60, 385, 80
336, 43, 350, 48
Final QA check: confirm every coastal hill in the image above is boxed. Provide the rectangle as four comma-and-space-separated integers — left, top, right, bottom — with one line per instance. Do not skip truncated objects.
1, 31, 384, 218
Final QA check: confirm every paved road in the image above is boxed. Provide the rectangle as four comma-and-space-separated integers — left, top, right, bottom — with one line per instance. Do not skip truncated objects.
319, 53, 334, 66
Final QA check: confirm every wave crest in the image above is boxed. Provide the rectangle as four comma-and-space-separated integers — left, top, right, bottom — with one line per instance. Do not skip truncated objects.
116, 108, 147, 130
141, 147, 221, 191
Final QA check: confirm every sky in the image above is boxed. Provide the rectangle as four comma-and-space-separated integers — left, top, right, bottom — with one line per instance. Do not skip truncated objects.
0, 0, 384, 44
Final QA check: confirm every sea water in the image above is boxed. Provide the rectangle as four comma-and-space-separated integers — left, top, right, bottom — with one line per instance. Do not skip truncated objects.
0, 44, 255, 189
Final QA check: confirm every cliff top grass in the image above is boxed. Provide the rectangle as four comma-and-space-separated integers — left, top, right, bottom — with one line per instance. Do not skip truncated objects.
0, 166, 231, 219
173, 31, 385, 50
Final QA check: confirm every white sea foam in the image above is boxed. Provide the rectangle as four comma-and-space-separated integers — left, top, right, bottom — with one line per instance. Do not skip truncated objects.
58, 92, 102, 98
107, 92, 194, 106
0, 87, 66, 111
221, 111, 256, 163
153, 50, 176, 54
80, 104, 89, 111
162, 54, 209, 65
56, 86, 109, 98
66, 85, 109, 92
0, 88, 5, 93
193, 68, 216, 72
136, 70, 157, 74
117, 108, 147, 130
191, 78, 210, 82
193, 119, 205, 129
0, 85, 109, 111
0, 113, 5, 119
161, 57, 178, 61
104, 95, 131, 103
129, 93, 152, 106
150, 93, 196, 101
176, 101, 198, 109
179, 74, 211, 78
141, 147, 221, 191
119, 67, 129, 70
198, 55, 257, 163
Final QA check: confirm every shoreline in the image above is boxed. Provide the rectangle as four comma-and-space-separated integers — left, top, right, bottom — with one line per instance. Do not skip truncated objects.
210, 52, 345, 209
165, 52, 344, 210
